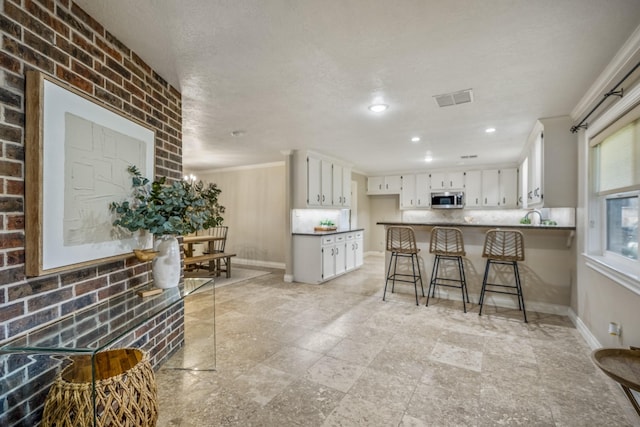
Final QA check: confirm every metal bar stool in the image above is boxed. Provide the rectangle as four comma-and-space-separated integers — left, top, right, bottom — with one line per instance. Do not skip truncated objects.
383, 226, 425, 305
426, 227, 470, 312
478, 229, 527, 322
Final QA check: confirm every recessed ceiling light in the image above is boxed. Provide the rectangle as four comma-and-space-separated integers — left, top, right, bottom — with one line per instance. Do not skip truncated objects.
411, 136, 421, 142
424, 156, 433, 163
485, 127, 496, 133
368, 104, 388, 113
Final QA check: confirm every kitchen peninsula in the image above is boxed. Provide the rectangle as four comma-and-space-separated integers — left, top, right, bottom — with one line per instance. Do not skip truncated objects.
378, 219, 576, 315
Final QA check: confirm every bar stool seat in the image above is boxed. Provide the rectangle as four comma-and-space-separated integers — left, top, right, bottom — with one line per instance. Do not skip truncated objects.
426, 227, 470, 312
383, 226, 425, 305
478, 229, 527, 322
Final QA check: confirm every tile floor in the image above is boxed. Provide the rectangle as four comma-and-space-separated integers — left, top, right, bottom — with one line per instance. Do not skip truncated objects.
156, 254, 638, 426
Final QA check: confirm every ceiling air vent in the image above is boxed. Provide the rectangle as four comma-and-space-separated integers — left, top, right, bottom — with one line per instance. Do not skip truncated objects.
433, 89, 474, 108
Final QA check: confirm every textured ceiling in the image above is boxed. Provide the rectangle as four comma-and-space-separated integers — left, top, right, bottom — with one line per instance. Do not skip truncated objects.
75, 0, 640, 175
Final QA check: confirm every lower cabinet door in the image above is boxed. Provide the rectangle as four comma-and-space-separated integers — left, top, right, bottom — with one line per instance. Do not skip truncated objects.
355, 238, 364, 267
346, 242, 356, 270
335, 243, 346, 275
322, 245, 335, 280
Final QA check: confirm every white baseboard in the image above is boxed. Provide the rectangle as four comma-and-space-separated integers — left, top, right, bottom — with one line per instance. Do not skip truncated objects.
234, 258, 285, 270
428, 288, 569, 316
365, 251, 384, 257
283, 274, 293, 283
568, 307, 601, 350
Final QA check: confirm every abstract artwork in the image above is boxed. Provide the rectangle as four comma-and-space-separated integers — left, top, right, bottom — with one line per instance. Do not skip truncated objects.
25, 71, 155, 276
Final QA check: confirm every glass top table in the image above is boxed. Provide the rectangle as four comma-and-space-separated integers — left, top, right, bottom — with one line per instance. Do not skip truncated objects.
0, 277, 213, 355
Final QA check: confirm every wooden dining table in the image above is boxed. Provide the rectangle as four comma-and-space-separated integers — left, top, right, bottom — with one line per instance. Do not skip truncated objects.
182, 235, 225, 257
182, 235, 227, 273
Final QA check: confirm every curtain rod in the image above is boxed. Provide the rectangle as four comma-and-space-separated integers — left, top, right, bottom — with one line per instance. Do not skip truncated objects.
570, 60, 640, 133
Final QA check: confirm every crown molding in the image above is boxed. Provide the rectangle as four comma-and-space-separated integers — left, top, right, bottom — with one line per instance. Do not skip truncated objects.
571, 24, 640, 121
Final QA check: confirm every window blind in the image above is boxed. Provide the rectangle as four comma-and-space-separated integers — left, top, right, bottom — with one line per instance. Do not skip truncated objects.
597, 118, 640, 195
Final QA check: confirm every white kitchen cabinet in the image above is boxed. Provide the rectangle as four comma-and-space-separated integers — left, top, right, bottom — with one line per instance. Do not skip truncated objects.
430, 171, 464, 190
293, 230, 364, 284
499, 168, 518, 208
320, 235, 345, 281
522, 117, 578, 208
292, 151, 352, 208
415, 173, 430, 207
527, 126, 543, 206
354, 231, 364, 267
464, 170, 482, 207
342, 166, 352, 207
482, 169, 500, 206
401, 174, 430, 209
367, 175, 402, 195
307, 156, 322, 206
332, 164, 351, 207
400, 174, 416, 209
321, 160, 332, 206
321, 237, 335, 280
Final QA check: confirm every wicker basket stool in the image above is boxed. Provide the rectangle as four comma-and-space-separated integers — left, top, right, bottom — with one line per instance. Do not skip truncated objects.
42, 348, 158, 427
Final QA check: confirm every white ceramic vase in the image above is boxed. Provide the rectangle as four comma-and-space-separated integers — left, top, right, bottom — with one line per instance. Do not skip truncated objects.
152, 235, 181, 288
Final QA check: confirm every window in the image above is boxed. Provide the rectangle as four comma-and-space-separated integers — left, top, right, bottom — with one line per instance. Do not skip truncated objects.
606, 194, 638, 260
587, 94, 640, 290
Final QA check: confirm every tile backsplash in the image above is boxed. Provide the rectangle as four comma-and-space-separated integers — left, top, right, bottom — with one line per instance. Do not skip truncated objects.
401, 207, 575, 227
292, 209, 351, 233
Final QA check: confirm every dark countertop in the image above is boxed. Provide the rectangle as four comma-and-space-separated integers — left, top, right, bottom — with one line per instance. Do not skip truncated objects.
376, 222, 576, 231
293, 228, 365, 236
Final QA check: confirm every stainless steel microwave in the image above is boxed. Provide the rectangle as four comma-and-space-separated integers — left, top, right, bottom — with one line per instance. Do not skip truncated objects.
431, 192, 464, 209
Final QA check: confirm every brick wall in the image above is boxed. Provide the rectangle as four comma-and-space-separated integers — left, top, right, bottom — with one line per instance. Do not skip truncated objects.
0, 1, 184, 425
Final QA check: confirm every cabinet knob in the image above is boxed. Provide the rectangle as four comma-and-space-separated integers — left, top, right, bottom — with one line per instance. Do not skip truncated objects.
322, 195, 325, 202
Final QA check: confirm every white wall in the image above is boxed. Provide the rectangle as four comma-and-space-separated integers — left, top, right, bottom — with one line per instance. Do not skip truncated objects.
571, 26, 640, 349
196, 163, 286, 268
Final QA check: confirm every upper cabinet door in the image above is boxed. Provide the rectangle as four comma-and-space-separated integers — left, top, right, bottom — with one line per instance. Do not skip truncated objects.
342, 167, 351, 207
464, 170, 482, 207
499, 168, 518, 208
332, 164, 343, 206
385, 175, 402, 193
321, 160, 332, 206
400, 174, 416, 209
415, 173, 430, 207
430, 171, 464, 190
307, 156, 321, 206
482, 169, 500, 206
430, 172, 446, 190
449, 171, 465, 190
528, 130, 543, 206
367, 176, 384, 194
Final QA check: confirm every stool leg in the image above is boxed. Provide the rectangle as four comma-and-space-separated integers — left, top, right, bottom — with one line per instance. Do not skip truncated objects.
416, 253, 425, 297
411, 253, 419, 306
383, 252, 395, 301
391, 253, 400, 293
457, 256, 467, 313
479, 260, 491, 316
426, 255, 439, 306
514, 261, 527, 323
460, 257, 470, 303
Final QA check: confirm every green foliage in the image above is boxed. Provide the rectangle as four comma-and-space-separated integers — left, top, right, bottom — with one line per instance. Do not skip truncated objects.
110, 165, 225, 236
